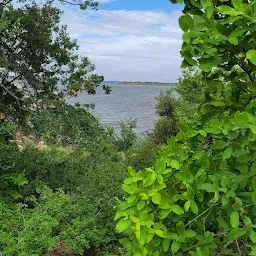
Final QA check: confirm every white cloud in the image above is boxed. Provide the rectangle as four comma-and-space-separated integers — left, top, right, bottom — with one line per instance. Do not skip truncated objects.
59, 6, 183, 82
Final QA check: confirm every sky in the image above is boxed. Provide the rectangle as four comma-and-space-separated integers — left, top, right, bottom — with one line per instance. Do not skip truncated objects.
59, 0, 183, 82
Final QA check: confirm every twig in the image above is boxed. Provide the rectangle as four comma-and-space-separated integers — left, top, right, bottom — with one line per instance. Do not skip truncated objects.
61, 0, 80, 5
185, 202, 221, 228
236, 239, 242, 256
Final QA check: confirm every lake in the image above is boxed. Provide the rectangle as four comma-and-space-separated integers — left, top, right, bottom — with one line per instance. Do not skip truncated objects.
68, 83, 171, 134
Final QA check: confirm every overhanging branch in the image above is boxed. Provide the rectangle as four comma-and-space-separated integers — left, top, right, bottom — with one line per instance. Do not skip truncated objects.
0, 83, 23, 102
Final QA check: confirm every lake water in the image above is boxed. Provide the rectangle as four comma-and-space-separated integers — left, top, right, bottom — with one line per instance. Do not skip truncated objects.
68, 83, 171, 134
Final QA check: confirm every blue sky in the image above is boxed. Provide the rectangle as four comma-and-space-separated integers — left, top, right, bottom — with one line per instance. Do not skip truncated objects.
59, 0, 183, 82
99, 0, 183, 12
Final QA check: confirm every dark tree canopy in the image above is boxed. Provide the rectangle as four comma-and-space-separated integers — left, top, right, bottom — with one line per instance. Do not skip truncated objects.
0, 0, 103, 121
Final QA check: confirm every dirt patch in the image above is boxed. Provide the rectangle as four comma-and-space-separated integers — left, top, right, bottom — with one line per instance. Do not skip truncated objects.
50, 241, 76, 256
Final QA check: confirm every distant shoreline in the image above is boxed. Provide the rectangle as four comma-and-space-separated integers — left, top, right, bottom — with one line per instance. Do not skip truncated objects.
104, 81, 177, 87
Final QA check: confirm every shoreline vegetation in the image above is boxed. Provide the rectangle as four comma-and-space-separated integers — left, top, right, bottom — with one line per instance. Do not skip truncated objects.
104, 81, 177, 86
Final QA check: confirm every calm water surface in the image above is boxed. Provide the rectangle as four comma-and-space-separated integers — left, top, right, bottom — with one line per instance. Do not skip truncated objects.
69, 84, 170, 134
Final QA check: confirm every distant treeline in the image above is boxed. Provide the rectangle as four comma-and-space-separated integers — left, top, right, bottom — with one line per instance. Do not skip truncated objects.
105, 81, 178, 86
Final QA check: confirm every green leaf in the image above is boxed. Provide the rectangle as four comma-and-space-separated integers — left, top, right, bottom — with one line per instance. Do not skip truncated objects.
162, 238, 171, 252
217, 217, 229, 229
137, 201, 145, 211
157, 174, 164, 184
184, 200, 190, 212
171, 204, 184, 215
179, 15, 191, 32
217, 5, 241, 16
170, 160, 180, 169
252, 177, 256, 191
152, 192, 162, 205
119, 238, 132, 250
199, 57, 218, 72
223, 148, 233, 160
232, 0, 242, 10
155, 229, 167, 238
209, 101, 225, 107
250, 231, 256, 243
128, 166, 136, 176
250, 246, 256, 256
122, 184, 134, 194
226, 228, 246, 241
212, 140, 227, 150
116, 218, 133, 233
143, 172, 156, 187
184, 230, 196, 238
252, 191, 256, 205
234, 112, 249, 127
196, 247, 204, 256
244, 216, 252, 229
247, 50, 256, 65
230, 211, 239, 228
200, 0, 214, 18
171, 241, 181, 253
190, 200, 199, 214
198, 183, 216, 193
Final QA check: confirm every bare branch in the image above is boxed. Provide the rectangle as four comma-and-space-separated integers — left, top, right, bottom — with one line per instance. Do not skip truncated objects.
0, 0, 12, 6
0, 83, 23, 102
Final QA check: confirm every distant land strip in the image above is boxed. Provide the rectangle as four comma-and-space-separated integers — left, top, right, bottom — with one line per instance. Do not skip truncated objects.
104, 81, 178, 86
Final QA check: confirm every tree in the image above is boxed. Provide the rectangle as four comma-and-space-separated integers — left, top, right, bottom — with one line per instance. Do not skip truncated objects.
116, 1, 256, 255
0, 1, 103, 122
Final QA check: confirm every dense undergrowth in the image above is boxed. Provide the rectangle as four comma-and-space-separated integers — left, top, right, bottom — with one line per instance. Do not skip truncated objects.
0, 65, 194, 255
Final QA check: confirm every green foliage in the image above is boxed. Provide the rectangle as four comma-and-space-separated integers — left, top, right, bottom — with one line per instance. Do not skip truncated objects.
155, 90, 177, 118
153, 69, 203, 144
116, 0, 256, 255
174, 69, 204, 127
152, 117, 178, 144
0, 1, 103, 121
153, 89, 178, 144
0, 201, 58, 256
0, 119, 17, 141
0, 138, 127, 255
126, 136, 161, 171
0, 142, 28, 202
24, 101, 103, 145
116, 119, 137, 151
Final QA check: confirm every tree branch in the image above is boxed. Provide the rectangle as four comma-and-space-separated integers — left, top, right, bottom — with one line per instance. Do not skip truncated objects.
239, 63, 255, 83
0, 83, 23, 102
0, 0, 12, 6
61, 0, 80, 5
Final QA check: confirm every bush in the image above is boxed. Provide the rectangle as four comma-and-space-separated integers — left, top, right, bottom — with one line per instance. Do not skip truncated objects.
115, 0, 256, 254
116, 119, 137, 151
24, 102, 103, 145
0, 120, 17, 142
152, 117, 178, 144
0, 131, 127, 255
155, 90, 177, 118
125, 136, 161, 171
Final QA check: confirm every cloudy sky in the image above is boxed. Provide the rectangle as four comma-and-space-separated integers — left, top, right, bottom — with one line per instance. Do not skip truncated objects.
59, 0, 183, 82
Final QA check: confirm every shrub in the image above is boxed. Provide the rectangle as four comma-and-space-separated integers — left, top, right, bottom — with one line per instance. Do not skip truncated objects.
0, 120, 17, 142
116, 119, 137, 151
116, 0, 256, 255
125, 136, 161, 171
24, 102, 103, 145
155, 90, 177, 118
152, 117, 178, 144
